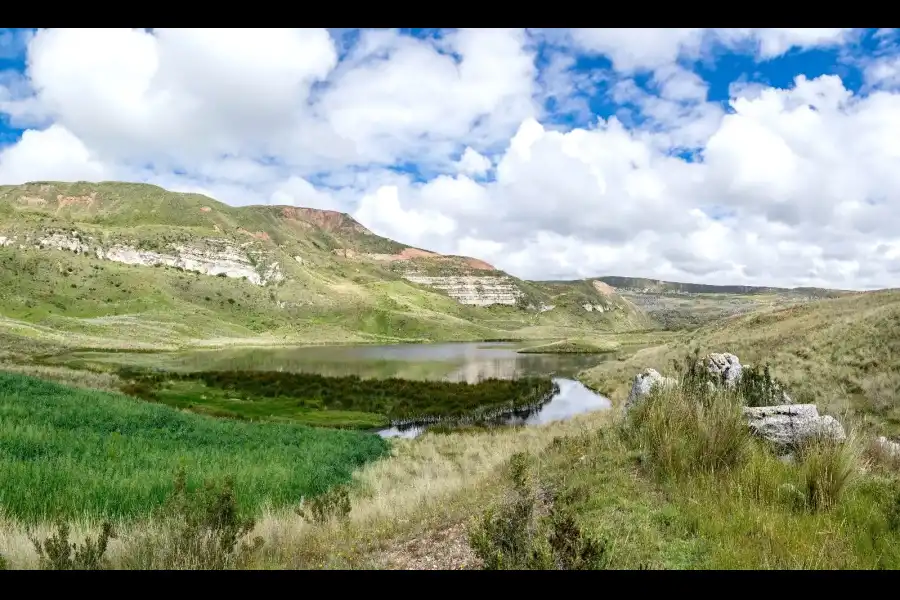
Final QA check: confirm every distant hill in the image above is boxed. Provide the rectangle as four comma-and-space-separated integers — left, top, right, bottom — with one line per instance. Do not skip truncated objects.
0, 181, 648, 350
560, 276, 854, 330
595, 276, 849, 298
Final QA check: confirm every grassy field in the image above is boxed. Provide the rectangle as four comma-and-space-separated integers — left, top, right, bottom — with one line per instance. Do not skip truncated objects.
5, 348, 900, 569
4, 288, 900, 569
0, 371, 389, 523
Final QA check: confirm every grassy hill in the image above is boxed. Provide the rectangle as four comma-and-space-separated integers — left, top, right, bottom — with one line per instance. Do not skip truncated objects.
580, 289, 900, 434
592, 275, 850, 329
0, 181, 649, 357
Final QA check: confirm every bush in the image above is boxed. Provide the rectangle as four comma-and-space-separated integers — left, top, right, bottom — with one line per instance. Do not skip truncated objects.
468, 453, 606, 570
122, 468, 263, 570
737, 364, 787, 408
672, 349, 788, 407
297, 485, 352, 525
31, 521, 115, 570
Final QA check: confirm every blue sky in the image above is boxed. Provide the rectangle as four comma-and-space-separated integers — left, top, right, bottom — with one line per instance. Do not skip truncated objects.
2, 28, 900, 289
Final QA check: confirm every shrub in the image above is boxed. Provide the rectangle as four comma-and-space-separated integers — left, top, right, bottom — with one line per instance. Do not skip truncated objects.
737, 364, 787, 408
31, 521, 115, 570
297, 485, 352, 525
122, 468, 263, 570
468, 453, 606, 570
672, 349, 788, 407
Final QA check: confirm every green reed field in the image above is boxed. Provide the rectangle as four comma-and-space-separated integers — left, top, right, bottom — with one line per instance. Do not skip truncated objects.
0, 371, 390, 523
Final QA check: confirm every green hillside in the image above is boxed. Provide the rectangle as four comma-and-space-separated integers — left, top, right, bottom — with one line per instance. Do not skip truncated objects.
0, 181, 649, 355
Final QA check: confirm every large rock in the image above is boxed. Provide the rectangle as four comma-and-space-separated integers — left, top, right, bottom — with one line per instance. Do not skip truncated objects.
743, 404, 845, 448
705, 353, 743, 387
625, 368, 677, 412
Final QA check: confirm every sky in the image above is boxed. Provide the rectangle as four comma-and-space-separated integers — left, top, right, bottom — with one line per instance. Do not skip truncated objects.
2, 28, 900, 290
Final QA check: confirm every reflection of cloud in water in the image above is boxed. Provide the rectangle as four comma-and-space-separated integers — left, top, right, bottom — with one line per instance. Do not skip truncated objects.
378, 378, 610, 439
447, 358, 521, 383
506, 378, 611, 426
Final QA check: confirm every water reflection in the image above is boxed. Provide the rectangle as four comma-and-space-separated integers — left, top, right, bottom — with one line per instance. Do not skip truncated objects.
78, 341, 613, 383
377, 377, 611, 439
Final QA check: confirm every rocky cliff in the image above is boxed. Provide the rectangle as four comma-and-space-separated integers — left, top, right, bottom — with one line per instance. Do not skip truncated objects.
2, 229, 285, 286
403, 274, 524, 307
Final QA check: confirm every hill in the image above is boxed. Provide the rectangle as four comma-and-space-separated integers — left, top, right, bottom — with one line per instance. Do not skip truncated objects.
580, 288, 900, 434
591, 275, 850, 329
0, 181, 649, 355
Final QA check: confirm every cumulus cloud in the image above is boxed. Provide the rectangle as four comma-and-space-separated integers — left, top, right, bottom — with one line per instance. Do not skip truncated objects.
1, 28, 900, 290
455, 147, 492, 176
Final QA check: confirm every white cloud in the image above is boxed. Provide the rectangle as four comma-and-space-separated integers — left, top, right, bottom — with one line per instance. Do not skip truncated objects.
270, 176, 341, 211
455, 147, 492, 176
2, 28, 900, 291
568, 28, 858, 72
0, 124, 109, 183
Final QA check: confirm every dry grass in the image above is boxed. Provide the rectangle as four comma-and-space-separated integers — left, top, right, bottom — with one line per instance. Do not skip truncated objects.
0, 363, 122, 392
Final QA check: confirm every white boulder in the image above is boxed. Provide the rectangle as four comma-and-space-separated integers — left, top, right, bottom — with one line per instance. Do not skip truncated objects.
743, 404, 846, 448
625, 368, 677, 412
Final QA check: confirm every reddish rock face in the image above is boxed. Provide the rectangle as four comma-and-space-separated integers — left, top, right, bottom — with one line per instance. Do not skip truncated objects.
279, 206, 371, 234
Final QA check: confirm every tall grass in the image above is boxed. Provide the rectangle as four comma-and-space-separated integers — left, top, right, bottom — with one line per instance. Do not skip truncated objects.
625, 384, 750, 480
0, 371, 389, 522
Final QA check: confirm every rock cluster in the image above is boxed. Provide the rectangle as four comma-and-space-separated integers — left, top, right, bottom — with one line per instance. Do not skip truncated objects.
625, 352, 846, 449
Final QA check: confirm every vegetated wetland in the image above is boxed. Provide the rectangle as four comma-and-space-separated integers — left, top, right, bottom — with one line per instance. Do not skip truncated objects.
79, 341, 617, 431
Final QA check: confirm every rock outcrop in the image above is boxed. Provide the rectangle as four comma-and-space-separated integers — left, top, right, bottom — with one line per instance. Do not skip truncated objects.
403, 274, 524, 307
625, 368, 677, 412
743, 404, 846, 448
5, 230, 285, 286
705, 352, 743, 387
100, 242, 285, 286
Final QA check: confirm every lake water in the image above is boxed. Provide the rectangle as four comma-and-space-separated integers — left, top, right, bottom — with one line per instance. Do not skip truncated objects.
96, 341, 612, 382
376, 376, 611, 439
63, 341, 614, 436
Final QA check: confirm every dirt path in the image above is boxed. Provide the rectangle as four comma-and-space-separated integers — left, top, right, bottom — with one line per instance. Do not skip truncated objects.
374, 523, 483, 570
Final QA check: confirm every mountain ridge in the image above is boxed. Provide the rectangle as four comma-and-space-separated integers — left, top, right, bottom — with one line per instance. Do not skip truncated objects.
0, 180, 650, 349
